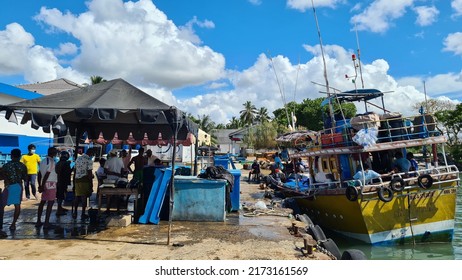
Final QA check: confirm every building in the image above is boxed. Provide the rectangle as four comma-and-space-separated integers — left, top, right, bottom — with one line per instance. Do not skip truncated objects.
0, 82, 49, 161
17, 78, 84, 95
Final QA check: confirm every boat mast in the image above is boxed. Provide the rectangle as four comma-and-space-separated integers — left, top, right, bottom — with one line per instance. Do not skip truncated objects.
310, 0, 335, 131
354, 22, 365, 89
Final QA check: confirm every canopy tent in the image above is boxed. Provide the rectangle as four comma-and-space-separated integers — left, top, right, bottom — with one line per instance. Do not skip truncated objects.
0, 78, 199, 245
0, 78, 198, 143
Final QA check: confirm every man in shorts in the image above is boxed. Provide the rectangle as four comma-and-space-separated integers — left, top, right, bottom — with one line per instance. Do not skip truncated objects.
20, 144, 41, 200
0, 149, 27, 238
72, 148, 95, 220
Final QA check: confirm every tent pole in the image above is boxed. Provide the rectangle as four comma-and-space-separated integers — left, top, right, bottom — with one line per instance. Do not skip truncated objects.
167, 111, 178, 245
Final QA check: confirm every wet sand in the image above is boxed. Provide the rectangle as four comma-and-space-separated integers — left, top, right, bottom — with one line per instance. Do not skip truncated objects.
0, 166, 330, 260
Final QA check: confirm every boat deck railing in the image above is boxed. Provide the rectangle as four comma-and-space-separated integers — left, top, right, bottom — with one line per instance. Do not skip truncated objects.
298, 165, 459, 198
317, 113, 439, 149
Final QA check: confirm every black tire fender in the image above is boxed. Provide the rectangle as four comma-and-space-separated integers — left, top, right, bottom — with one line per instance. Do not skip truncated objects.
377, 186, 393, 202
341, 249, 367, 260
417, 174, 433, 189
389, 177, 405, 192
296, 214, 313, 227
307, 224, 327, 242
345, 185, 359, 202
319, 238, 342, 260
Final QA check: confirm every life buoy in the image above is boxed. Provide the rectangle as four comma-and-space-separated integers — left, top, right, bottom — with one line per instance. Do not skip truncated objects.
389, 177, 405, 192
345, 185, 359, 202
417, 174, 433, 189
377, 187, 393, 202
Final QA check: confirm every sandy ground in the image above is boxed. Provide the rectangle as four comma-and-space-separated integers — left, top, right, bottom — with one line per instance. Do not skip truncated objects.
0, 165, 331, 260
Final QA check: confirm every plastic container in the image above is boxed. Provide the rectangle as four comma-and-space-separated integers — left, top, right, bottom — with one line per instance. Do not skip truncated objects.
228, 169, 241, 211
172, 176, 226, 221
214, 157, 230, 169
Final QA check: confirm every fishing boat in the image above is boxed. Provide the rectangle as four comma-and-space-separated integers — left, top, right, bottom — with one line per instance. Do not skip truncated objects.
271, 87, 460, 245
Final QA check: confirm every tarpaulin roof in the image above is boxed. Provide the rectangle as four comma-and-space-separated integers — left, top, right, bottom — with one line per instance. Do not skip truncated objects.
0, 78, 198, 142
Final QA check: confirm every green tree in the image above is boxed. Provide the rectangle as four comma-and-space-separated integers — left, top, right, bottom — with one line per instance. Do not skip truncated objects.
226, 116, 242, 129
239, 101, 258, 126
90, 75, 107, 84
255, 107, 271, 123
434, 104, 462, 146
197, 114, 216, 133
412, 99, 456, 115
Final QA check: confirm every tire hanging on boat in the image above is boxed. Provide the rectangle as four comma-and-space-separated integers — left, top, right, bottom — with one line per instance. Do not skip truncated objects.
307, 224, 327, 242
319, 238, 342, 260
389, 177, 405, 192
345, 185, 359, 201
417, 174, 433, 189
341, 249, 367, 260
377, 186, 393, 202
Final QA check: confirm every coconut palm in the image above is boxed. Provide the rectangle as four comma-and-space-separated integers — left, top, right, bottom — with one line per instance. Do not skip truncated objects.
197, 114, 216, 133
226, 116, 242, 129
255, 107, 271, 123
239, 101, 258, 126
90, 75, 107, 85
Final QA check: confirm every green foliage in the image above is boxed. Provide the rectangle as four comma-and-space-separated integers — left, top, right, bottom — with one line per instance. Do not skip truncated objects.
90, 75, 107, 84
242, 122, 279, 149
240, 101, 258, 125
434, 104, 462, 146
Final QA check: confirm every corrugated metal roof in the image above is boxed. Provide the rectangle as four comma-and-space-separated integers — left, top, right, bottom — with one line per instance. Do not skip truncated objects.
17, 78, 84, 95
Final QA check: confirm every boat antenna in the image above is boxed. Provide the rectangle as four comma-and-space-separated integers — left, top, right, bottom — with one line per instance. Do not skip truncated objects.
423, 80, 429, 114
354, 22, 365, 89
310, 0, 335, 131
292, 56, 301, 129
269, 53, 292, 130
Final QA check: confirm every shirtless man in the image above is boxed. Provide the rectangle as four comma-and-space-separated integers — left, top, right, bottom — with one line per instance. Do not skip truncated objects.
128, 147, 147, 183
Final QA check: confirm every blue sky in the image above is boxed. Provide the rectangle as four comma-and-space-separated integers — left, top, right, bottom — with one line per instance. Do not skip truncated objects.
1, 0, 462, 125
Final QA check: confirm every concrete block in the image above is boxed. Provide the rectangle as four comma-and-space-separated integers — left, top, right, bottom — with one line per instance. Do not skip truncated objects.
107, 214, 132, 227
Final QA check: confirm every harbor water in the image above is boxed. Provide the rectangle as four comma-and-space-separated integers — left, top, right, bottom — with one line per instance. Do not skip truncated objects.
332, 174, 462, 260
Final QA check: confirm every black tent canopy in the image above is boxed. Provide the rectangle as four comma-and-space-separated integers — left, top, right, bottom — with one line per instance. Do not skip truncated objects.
0, 78, 198, 142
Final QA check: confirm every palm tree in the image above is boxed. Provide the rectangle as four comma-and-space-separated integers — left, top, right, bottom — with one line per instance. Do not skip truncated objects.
255, 107, 271, 123
226, 116, 242, 129
239, 101, 258, 126
197, 114, 216, 133
90, 75, 107, 85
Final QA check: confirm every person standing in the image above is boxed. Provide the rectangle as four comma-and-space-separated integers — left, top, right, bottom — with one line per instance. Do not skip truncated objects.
104, 149, 125, 213
128, 147, 146, 183
72, 148, 95, 221
20, 144, 41, 200
36, 147, 58, 229
0, 149, 27, 237
55, 151, 72, 216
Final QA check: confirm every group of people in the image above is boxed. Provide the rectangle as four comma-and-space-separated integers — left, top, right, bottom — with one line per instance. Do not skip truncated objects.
0, 144, 164, 238
353, 151, 420, 184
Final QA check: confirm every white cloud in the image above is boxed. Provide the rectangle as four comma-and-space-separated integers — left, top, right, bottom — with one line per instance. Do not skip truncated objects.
452, 0, 462, 17
351, 0, 414, 33
178, 44, 452, 124
34, 0, 225, 89
178, 16, 215, 45
286, 0, 345, 12
443, 32, 462, 56
54, 42, 79, 56
0, 23, 34, 75
248, 0, 262, 6
413, 6, 439, 26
